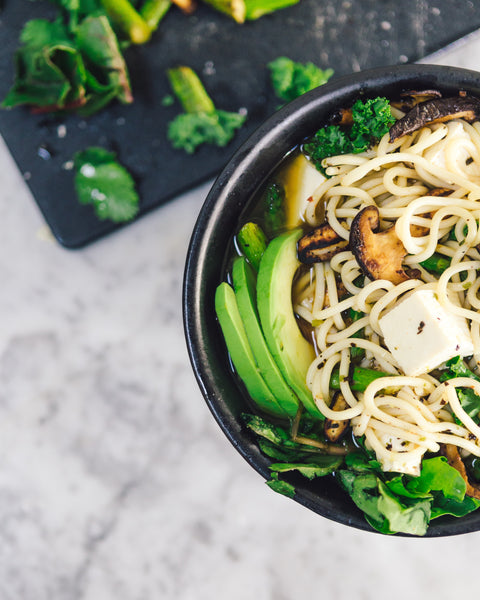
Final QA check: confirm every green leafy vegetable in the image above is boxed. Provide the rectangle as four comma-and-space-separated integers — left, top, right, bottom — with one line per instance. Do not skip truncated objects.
167, 66, 246, 153
2, 10, 132, 114
268, 56, 333, 103
263, 182, 286, 235
266, 472, 296, 498
439, 356, 480, 424
440, 355, 480, 383
74, 146, 139, 222
270, 457, 342, 480
304, 97, 395, 172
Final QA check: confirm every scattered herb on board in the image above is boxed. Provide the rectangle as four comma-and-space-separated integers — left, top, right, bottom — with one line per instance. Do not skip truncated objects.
166, 65, 246, 153
268, 56, 334, 103
73, 147, 139, 222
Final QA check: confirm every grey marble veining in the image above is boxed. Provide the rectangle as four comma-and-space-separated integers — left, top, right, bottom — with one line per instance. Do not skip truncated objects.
4, 43, 480, 597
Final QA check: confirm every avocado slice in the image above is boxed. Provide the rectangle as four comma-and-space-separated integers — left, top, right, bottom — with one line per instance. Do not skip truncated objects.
232, 257, 299, 418
257, 229, 321, 418
215, 282, 288, 418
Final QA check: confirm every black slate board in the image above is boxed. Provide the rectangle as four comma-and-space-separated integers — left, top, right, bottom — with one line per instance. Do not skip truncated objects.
1, 0, 480, 247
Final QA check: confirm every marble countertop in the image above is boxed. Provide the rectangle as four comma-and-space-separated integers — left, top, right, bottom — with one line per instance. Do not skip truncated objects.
3, 44, 480, 600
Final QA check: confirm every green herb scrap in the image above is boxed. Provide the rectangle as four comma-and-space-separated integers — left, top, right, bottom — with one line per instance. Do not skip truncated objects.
166, 66, 246, 153
268, 56, 334, 103
3, 8, 133, 115
74, 146, 139, 222
304, 97, 395, 172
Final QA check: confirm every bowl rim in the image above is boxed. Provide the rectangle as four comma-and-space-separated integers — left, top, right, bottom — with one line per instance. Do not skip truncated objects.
183, 63, 480, 537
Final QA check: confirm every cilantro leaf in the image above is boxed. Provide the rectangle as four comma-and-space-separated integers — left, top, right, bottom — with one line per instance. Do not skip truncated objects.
268, 56, 334, 103
74, 147, 139, 223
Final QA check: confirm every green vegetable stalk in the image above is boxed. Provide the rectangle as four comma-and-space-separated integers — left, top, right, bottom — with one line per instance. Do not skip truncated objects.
237, 222, 268, 271
419, 253, 451, 274
167, 66, 215, 114
101, 0, 152, 44
140, 0, 172, 30
245, 0, 300, 20
166, 66, 246, 153
202, 0, 246, 23
330, 366, 391, 392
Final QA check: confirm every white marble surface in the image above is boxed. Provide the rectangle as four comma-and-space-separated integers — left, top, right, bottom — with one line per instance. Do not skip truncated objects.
4, 44, 480, 597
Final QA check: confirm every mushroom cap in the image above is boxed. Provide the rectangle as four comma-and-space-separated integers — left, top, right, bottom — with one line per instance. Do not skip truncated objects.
389, 95, 480, 141
350, 205, 410, 285
297, 222, 349, 264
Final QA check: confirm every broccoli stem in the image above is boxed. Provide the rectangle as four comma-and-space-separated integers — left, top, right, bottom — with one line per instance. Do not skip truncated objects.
167, 66, 216, 114
100, 0, 152, 44
419, 253, 451, 274
330, 366, 391, 392
140, 0, 172, 30
237, 222, 268, 271
245, 0, 300, 20
202, 0, 247, 24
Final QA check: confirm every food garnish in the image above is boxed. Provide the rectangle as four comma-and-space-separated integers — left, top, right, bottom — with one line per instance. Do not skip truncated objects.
166, 65, 246, 153
268, 56, 334, 103
73, 146, 139, 222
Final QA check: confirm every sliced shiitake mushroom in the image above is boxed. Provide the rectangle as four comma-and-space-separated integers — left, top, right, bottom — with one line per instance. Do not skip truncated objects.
297, 222, 349, 264
389, 94, 480, 141
391, 89, 443, 112
329, 107, 354, 127
443, 444, 480, 500
350, 205, 411, 285
324, 391, 350, 442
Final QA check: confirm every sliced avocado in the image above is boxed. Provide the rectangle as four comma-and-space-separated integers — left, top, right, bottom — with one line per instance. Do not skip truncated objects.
257, 229, 321, 418
215, 282, 288, 419
232, 257, 299, 418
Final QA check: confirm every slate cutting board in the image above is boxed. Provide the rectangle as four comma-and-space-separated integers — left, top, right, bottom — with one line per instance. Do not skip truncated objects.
1, 0, 480, 247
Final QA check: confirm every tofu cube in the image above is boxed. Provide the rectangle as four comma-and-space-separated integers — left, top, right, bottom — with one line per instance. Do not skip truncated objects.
379, 289, 474, 376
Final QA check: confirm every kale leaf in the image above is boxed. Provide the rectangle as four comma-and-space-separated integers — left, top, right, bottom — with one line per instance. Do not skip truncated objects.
268, 56, 333, 103
304, 97, 395, 173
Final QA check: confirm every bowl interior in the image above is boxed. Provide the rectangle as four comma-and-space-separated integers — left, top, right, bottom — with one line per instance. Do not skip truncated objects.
184, 64, 480, 536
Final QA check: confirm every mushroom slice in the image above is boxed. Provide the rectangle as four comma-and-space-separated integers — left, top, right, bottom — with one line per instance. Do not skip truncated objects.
324, 391, 350, 442
443, 444, 480, 500
389, 95, 480, 141
391, 89, 443, 111
350, 205, 410, 284
329, 107, 354, 127
297, 223, 349, 264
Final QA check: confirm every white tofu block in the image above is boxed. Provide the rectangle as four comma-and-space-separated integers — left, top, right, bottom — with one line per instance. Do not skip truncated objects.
377, 434, 423, 476
379, 289, 474, 376
283, 154, 326, 228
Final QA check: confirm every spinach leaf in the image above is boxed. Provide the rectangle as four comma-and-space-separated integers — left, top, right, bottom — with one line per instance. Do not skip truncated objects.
270, 457, 342, 480
266, 472, 296, 499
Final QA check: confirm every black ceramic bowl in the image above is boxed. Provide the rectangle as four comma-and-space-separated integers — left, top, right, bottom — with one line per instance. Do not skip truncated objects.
183, 64, 480, 537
